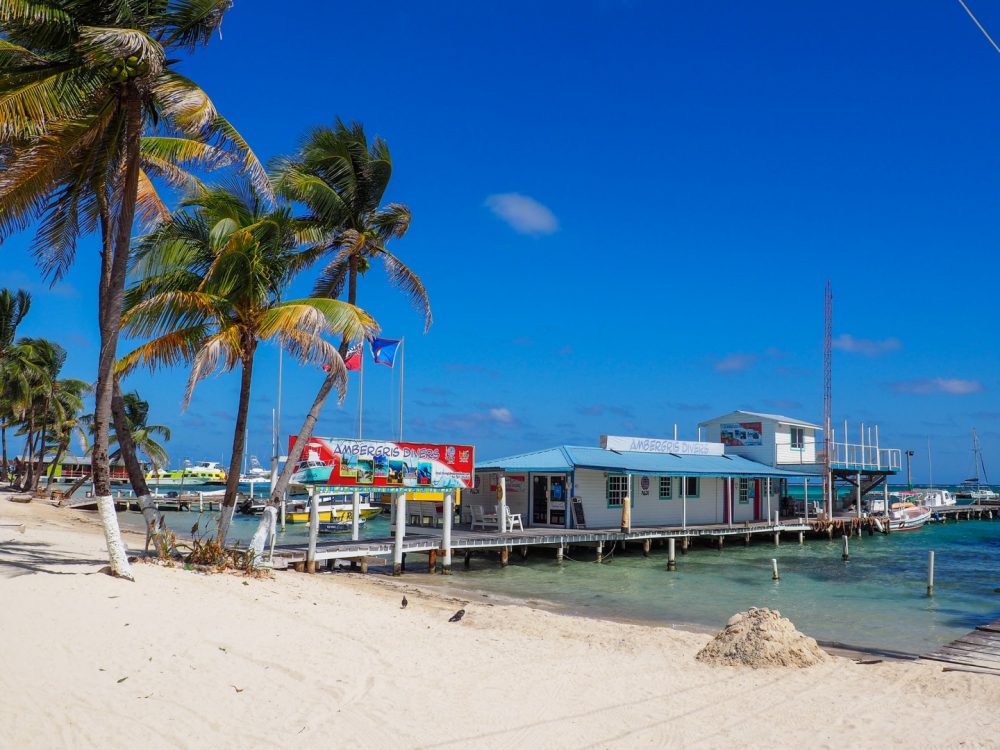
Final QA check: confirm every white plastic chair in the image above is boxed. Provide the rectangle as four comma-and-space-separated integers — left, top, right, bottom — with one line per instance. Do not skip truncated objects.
504, 506, 523, 531
470, 504, 498, 530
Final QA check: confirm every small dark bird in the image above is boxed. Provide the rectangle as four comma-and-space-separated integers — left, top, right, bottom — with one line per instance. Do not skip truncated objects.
448, 608, 465, 623
401, 595, 408, 609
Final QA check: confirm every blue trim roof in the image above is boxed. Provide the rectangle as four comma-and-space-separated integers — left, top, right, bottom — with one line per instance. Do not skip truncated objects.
476, 445, 807, 477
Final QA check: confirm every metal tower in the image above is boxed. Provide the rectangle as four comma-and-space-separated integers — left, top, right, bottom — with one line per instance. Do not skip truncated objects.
824, 281, 833, 508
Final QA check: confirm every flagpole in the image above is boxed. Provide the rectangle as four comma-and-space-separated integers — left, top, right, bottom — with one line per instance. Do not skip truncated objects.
399, 337, 405, 442
358, 342, 364, 439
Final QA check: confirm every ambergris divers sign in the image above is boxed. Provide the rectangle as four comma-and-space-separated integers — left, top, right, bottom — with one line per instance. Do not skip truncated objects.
289, 436, 475, 489
600, 435, 724, 456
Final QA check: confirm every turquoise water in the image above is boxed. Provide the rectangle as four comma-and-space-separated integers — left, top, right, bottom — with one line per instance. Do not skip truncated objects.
430, 520, 1000, 656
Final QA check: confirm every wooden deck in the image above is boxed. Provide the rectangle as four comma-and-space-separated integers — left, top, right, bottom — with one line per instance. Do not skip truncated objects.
271, 518, 811, 567
922, 617, 1000, 675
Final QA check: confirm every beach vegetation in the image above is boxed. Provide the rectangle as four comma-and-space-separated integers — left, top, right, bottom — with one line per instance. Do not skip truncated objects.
0, 0, 266, 580
118, 180, 378, 542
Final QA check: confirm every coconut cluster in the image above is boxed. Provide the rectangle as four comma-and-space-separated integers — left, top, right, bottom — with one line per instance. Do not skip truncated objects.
695, 607, 830, 668
109, 55, 149, 83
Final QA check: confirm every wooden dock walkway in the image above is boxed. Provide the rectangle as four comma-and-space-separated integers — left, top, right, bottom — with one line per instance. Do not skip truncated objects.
271, 518, 811, 569
922, 618, 1000, 675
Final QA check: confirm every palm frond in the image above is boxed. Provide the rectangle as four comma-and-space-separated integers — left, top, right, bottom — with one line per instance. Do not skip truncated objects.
115, 323, 208, 377
379, 248, 432, 332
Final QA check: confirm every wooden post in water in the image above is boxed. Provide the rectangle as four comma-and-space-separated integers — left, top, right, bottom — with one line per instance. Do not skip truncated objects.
500, 547, 509, 566
667, 538, 677, 571
199, 492, 204, 513
360, 557, 368, 574
717, 535, 724, 550
596, 541, 603, 563
643, 539, 650, 557
441, 493, 453, 575
556, 544, 564, 562
841, 534, 849, 561
771, 558, 780, 580
681, 536, 689, 554
927, 550, 935, 597
306, 486, 318, 574
392, 493, 407, 576
428, 548, 437, 573
464, 550, 471, 569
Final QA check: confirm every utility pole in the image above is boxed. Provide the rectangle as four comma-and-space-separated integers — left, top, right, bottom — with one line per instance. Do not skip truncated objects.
905, 450, 914, 489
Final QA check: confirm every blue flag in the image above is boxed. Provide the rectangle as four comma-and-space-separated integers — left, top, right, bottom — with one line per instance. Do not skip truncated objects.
370, 338, 401, 367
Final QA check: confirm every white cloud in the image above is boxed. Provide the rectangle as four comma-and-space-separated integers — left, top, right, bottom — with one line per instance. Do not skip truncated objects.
484, 193, 558, 235
488, 407, 514, 424
890, 378, 983, 395
714, 353, 757, 373
833, 334, 902, 357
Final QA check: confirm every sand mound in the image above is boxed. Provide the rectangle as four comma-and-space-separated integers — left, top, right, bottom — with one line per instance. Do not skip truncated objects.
696, 608, 829, 668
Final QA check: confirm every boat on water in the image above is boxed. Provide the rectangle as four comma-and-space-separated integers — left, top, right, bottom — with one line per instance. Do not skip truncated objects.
283, 494, 382, 524
238, 455, 271, 484
897, 488, 957, 509
146, 460, 227, 487
318, 517, 368, 534
886, 501, 932, 532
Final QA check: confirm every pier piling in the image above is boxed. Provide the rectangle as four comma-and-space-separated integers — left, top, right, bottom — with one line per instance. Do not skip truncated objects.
464, 550, 472, 569
643, 539, 650, 557
928, 550, 935, 597
681, 536, 689, 554
306, 488, 318, 574
500, 547, 509, 567
841, 534, 849, 562
667, 538, 677, 571
556, 544, 564, 562
392, 493, 407, 576
428, 549, 437, 573
596, 541, 603, 563
771, 558, 780, 581
441, 493, 453, 575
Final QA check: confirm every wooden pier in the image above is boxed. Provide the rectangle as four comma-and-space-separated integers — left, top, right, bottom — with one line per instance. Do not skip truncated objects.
270, 518, 812, 571
922, 617, 1000, 675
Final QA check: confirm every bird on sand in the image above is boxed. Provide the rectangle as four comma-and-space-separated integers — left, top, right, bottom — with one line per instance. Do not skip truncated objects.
448, 609, 465, 623
401, 595, 408, 609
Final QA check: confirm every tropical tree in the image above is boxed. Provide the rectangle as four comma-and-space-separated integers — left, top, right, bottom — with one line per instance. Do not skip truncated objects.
119, 181, 378, 542
0, 1, 268, 579
0, 288, 31, 480
6, 337, 61, 489
268, 121, 431, 503
43, 382, 90, 491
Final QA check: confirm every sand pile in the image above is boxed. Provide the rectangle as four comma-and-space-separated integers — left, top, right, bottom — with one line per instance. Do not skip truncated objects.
696, 607, 829, 668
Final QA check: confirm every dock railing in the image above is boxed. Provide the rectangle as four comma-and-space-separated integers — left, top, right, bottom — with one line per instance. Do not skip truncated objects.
826, 442, 901, 472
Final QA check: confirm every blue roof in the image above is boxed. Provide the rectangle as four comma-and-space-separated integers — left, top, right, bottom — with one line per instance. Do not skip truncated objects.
477, 445, 807, 477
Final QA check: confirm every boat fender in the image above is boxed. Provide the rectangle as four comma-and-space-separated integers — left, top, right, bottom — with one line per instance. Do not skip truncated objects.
872, 518, 884, 534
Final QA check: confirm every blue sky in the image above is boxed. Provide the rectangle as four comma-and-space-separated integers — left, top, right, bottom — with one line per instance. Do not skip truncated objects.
4, 0, 1000, 482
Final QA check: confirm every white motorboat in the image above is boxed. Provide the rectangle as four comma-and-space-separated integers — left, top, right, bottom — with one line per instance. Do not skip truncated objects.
886, 502, 932, 532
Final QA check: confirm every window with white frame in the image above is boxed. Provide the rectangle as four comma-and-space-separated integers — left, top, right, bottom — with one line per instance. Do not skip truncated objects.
738, 478, 750, 504
790, 427, 804, 450
607, 474, 629, 507
659, 476, 672, 499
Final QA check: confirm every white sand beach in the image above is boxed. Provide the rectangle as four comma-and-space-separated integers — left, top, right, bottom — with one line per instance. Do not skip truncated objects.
2, 497, 999, 750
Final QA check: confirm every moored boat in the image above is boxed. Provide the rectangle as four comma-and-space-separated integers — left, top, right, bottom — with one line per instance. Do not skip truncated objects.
318, 517, 368, 534
146, 460, 227, 487
283, 494, 382, 523
886, 501, 931, 532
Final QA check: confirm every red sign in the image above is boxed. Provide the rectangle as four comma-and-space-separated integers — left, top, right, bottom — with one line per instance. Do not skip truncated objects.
289, 436, 475, 490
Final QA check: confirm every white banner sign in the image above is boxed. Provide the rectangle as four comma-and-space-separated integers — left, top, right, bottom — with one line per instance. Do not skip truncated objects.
600, 435, 724, 456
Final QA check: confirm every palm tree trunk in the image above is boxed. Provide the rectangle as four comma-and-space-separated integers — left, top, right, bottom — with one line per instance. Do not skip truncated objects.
217, 350, 255, 543
92, 93, 142, 581
269, 264, 359, 506
45, 438, 67, 491
111, 378, 160, 549
32, 398, 50, 492
1, 421, 8, 484
21, 411, 34, 490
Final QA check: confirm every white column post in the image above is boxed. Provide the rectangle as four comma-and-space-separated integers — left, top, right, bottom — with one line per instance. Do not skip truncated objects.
856, 471, 862, 520
498, 475, 507, 533
351, 490, 361, 541
306, 486, 318, 574
766, 477, 772, 523
442, 493, 454, 574
803, 478, 809, 522
682, 475, 687, 529
393, 492, 407, 576
728, 477, 734, 528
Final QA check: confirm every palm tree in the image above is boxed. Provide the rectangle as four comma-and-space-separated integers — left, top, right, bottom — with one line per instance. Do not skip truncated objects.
0, 1, 268, 579
5, 338, 61, 489
269, 121, 431, 503
0, 289, 31, 479
119, 181, 378, 542
39, 376, 89, 492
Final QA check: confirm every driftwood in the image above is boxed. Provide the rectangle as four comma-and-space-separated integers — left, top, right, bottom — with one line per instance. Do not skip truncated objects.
8, 495, 31, 504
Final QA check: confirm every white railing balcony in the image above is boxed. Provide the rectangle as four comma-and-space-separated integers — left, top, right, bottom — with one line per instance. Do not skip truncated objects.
827, 442, 900, 472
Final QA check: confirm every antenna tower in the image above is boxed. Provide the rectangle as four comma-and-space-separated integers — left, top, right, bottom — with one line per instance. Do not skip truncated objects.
824, 281, 833, 490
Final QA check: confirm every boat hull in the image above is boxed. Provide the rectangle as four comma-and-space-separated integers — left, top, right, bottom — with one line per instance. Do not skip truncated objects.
284, 505, 382, 524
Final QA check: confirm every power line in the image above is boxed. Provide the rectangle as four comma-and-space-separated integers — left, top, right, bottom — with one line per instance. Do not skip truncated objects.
958, 0, 1000, 55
